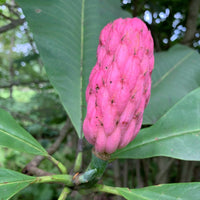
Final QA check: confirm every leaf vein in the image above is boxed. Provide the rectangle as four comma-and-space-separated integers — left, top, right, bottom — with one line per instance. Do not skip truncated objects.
0, 129, 46, 154
116, 129, 200, 156
0, 179, 34, 186
152, 51, 194, 88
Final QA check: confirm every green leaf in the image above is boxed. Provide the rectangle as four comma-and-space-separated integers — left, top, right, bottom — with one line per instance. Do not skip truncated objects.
16, 0, 131, 137
116, 182, 200, 200
111, 87, 200, 160
143, 44, 200, 124
0, 168, 36, 200
0, 0, 6, 5
0, 108, 47, 156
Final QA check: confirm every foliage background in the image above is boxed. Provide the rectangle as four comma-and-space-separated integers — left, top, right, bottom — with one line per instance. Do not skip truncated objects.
0, 0, 200, 199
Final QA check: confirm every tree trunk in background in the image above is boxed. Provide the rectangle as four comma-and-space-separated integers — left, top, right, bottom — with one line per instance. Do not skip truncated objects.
136, 160, 144, 188
123, 160, 128, 187
113, 160, 124, 200
182, 0, 200, 45
155, 157, 174, 184
114, 160, 121, 187
132, 0, 139, 17
142, 159, 150, 186
180, 161, 196, 182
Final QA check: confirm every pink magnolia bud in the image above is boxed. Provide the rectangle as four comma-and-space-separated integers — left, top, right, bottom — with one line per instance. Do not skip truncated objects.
83, 18, 154, 154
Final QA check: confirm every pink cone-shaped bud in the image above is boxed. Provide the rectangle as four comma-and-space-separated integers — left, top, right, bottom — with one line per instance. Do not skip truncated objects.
83, 17, 154, 154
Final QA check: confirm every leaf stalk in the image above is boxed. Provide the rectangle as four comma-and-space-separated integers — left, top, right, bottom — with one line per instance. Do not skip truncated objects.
48, 155, 67, 174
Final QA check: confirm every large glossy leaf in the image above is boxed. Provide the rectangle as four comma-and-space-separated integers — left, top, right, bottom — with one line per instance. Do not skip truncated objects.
0, 168, 35, 200
0, 108, 47, 156
143, 45, 200, 124
112, 87, 200, 160
16, 0, 131, 138
116, 183, 200, 200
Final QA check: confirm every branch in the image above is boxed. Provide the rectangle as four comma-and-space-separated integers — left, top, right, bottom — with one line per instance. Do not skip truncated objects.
182, 0, 200, 45
23, 120, 71, 176
73, 139, 83, 172
79, 184, 122, 197
0, 18, 25, 34
58, 187, 71, 200
34, 174, 73, 187
5, 3, 21, 18
47, 121, 70, 155
22, 166, 53, 176
48, 155, 67, 174
0, 80, 49, 88
23, 27, 44, 70
132, 0, 138, 17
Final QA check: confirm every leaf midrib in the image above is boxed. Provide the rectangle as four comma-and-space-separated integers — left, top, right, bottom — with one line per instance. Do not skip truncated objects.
119, 183, 200, 200
121, 190, 178, 200
121, 190, 150, 200
80, 0, 85, 138
0, 179, 34, 186
114, 128, 200, 156
0, 128, 46, 155
152, 51, 194, 88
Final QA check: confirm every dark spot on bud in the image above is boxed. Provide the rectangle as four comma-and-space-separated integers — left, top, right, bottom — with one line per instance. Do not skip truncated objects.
95, 100, 98, 107
112, 55, 115, 62
146, 49, 149, 54
140, 29, 143, 32
95, 84, 100, 90
110, 81, 112, 84
144, 71, 147, 76
99, 40, 103, 46
122, 121, 128, 125
107, 50, 111, 55
133, 112, 141, 119
121, 35, 126, 41
111, 99, 114, 104
105, 66, 108, 70
102, 79, 105, 85
134, 48, 136, 55
96, 116, 98, 118
89, 88, 92, 95
116, 120, 119, 125
144, 89, 147, 94
131, 94, 135, 99
98, 119, 103, 126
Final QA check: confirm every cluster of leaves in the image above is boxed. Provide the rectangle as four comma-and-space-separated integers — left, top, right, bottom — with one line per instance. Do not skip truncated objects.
0, 0, 200, 200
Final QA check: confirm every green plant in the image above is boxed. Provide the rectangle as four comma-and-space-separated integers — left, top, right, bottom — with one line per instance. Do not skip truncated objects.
1, 0, 200, 200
